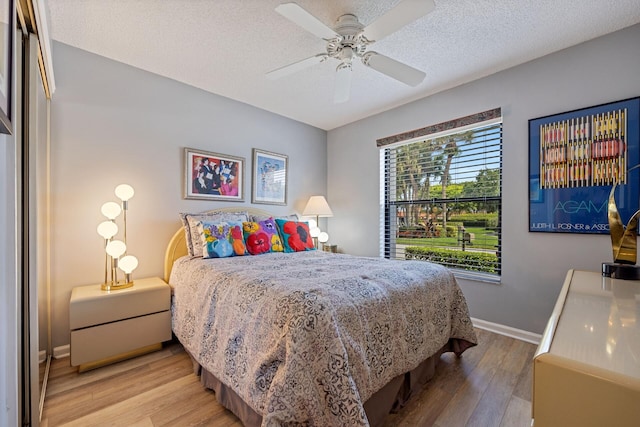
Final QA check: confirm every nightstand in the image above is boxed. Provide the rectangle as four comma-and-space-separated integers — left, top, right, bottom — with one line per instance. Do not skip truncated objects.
322, 244, 338, 253
70, 276, 172, 372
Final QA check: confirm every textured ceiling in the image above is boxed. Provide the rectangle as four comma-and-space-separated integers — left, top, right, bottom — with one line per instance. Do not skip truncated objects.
46, 0, 640, 130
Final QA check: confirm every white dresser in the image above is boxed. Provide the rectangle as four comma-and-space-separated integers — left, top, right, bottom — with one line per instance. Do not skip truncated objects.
533, 269, 640, 426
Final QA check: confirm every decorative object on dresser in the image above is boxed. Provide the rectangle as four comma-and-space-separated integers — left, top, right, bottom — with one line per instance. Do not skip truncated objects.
602, 164, 640, 280
69, 277, 171, 372
96, 184, 138, 291
532, 270, 640, 426
302, 195, 333, 249
184, 147, 245, 201
251, 148, 288, 205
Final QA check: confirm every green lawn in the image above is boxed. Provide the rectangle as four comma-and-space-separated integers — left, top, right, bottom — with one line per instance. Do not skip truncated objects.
397, 226, 498, 251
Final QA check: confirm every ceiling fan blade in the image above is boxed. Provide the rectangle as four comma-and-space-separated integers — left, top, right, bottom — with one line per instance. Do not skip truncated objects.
363, 52, 425, 86
275, 3, 338, 40
362, 0, 435, 42
266, 54, 327, 80
334, 64, 352, 103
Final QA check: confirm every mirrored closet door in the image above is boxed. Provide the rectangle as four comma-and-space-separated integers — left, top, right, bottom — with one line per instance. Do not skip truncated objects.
17, 0, 54, 424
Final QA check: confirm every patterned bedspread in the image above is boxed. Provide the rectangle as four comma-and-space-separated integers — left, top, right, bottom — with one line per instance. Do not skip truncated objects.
170, 251, 477, 426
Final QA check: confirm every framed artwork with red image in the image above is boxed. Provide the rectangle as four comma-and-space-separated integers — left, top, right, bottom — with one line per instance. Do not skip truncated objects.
184, 147, 245, 201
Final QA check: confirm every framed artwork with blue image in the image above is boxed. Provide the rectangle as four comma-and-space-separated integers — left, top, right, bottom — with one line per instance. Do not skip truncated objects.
529, 97, 640, 233
252, 148, 288, 205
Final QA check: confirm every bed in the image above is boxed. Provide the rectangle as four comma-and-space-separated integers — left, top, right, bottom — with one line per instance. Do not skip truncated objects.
165, 207, 477, 427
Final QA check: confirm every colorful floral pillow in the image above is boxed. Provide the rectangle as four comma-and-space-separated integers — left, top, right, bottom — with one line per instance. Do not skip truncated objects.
181, 211, 248, 257
250, 213, 299, 223
275, 219, 315, 253
198, 221, 246, 258
242, 218, 284, 255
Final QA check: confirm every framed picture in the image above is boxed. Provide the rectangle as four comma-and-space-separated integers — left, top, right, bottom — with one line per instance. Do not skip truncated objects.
0, 0, 13, 134
529, 97, 640, 233
184, 147, 244, 201
252, 148, 288, 205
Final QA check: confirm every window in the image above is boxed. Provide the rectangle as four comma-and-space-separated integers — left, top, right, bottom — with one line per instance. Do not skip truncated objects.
379, 109, 502, 281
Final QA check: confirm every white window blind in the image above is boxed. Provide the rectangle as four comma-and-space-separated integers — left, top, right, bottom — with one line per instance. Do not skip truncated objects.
379, 109, 502, 280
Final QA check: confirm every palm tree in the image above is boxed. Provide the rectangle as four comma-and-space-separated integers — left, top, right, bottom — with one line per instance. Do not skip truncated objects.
432, 130, 475, 228
395, 141, 441, 226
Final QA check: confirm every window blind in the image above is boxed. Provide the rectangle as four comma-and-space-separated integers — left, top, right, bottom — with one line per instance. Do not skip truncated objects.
380, 112, 502, 280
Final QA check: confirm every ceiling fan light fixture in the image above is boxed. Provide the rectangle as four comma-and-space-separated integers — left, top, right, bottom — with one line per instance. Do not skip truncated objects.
268, 0, 435, 101
339, 46, 354, 63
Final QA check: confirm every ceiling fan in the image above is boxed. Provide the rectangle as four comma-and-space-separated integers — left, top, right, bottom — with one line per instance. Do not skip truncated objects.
266, 0, 436, 103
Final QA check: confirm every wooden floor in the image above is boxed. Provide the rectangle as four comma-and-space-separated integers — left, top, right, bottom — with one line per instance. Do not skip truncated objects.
41, 328, 536, 427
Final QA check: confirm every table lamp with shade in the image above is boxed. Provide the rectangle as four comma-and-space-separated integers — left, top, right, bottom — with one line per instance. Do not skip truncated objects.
302, 195, 333, 249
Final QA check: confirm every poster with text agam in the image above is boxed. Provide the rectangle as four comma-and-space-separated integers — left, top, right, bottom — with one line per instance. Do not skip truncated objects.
529, 97, 640, 234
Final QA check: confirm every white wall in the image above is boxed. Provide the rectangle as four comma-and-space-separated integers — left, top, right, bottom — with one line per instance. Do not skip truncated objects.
49, 42, 327, 348
327, 24, 640, 334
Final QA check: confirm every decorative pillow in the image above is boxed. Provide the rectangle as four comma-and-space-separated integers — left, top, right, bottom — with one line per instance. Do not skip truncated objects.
242, 217, 284, 255
198, 221, 246, 258
180, 211, 248, 257
275, 219, 315, 253
250, 213, 299, 223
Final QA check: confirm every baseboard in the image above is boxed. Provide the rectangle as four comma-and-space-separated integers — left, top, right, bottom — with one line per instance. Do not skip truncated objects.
471, 317, 542, 345
53, 344, 70, 359
39, 350, 46, 364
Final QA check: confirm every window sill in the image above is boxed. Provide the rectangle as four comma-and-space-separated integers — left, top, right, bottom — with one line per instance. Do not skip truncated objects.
452, 269, 501, 285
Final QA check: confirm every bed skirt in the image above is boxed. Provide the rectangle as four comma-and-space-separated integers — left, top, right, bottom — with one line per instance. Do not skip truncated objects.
186, 337, 474, 427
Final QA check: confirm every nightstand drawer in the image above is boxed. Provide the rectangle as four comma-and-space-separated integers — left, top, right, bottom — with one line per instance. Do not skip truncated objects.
70, 310, 171, 367
70, 277, 170, 329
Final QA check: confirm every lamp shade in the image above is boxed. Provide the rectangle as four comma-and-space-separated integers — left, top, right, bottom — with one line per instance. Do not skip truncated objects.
97, 221, 118, 239
115, 184, 135, 201
105, 240, 126, 258
318, 232, 329, 243
118, 255, 139, 274
302, 196, 333, 217
101, 202, 122, 220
